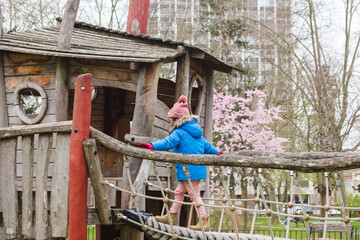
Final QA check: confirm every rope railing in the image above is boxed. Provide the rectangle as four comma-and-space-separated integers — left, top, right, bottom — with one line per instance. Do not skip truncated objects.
85, 129, 360, 240
103, 166, 359, 240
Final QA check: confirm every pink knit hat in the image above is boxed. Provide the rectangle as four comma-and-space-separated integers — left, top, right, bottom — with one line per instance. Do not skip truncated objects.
168, 95, 190, 118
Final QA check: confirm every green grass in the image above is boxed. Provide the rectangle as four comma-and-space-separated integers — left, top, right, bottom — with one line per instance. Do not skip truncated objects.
210, 210, 360, 240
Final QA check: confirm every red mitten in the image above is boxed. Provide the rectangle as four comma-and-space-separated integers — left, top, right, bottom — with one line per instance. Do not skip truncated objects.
218, 151, 224, 154
139, 143, 154, 150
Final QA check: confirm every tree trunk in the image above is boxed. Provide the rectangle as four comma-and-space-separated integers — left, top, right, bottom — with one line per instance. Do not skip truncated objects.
269, 185, 279, 223
240, 176, 248, 230
317, 173, 326, 218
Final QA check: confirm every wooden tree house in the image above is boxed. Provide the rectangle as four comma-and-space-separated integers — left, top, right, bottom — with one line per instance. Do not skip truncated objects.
0, 20, 237, 239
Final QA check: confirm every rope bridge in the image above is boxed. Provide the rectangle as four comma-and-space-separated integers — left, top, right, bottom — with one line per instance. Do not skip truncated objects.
85, 127, 360, 240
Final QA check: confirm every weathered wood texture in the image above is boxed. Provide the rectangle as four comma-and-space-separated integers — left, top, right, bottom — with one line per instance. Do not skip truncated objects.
3, 53, 57, 126
121, 62, 162, 240
203, 69, 214, 141
55, 57, 69, 121
0, 137, 18, 239
90, 126, 360, 172
35, 134, 53, 240
203, 69, 214, 213
0, 22, 183, 63
68, 59, 138, 92
0, 53, 8, 127
21, 135, 35, 238
0, 121, 72, 139
122, 62, 162, 193
50, 133, 71, 237
0, 123, 71, 238
84, 138, 112, 224
58, 0, 80, 49
152, 100, 170, 139
175, 49, 190, 99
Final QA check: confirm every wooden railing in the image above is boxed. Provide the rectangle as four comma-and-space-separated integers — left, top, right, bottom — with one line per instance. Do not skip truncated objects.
0, 121, 72, 239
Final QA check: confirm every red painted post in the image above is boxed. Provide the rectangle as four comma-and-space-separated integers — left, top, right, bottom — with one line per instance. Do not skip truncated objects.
126, 0, 150, 34
68, 74, 92, 240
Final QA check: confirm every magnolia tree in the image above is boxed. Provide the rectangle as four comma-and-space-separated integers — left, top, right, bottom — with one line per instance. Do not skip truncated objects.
210, 89, 288, 227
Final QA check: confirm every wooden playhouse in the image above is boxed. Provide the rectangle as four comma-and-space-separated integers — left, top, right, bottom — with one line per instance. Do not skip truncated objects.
0, 20, 236, 239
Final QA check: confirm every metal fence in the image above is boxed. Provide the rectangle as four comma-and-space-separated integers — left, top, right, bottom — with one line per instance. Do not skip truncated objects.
212, 228, 360, 240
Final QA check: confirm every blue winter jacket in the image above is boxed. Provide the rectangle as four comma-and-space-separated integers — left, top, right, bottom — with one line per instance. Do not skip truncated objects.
151, 119, 219, 181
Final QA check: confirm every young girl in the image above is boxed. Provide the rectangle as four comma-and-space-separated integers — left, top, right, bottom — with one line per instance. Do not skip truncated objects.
139, 95, 222, 231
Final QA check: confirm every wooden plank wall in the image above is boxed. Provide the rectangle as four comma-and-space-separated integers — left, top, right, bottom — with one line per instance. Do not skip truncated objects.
67, 58, 138, 92
0, 133, 71, 239
3, 53, 57, 126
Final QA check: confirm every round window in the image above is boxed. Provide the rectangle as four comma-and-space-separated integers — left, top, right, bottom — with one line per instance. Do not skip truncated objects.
14, 82, 47, 125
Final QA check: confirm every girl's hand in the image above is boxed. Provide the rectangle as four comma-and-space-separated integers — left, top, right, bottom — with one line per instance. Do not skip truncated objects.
139, 143, 154, 150
218, 151, 224, 154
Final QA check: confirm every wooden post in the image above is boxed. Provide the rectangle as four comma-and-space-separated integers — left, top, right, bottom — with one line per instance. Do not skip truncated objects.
175, 49, 190, 100
121, 62, 162, 240
55, 57, 69, 121
0, 53, 8, 128
68, 74, 92, 240
126, 0, 150, 34
203, 69, 214, 141
84, 138, 112, 225
58, 0, 80, 49
203, 69, 215, 216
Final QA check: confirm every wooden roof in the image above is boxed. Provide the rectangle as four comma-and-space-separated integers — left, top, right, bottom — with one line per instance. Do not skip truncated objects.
0, 20, 237, 74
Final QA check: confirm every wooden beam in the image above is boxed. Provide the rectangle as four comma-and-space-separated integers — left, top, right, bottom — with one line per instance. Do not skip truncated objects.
55, 57, 69, 121
124, 134, 158, 146
0, 53, 8, 127
89, 126, 360, 173
0, 121, 72, 139
190, 49, 205, 59
84, 138, 112, 225
203, 69, 214, 141
175, 49, 190, 99
203, 69, 214, 217
58, 0, 80, 49
120, 62, 162, 240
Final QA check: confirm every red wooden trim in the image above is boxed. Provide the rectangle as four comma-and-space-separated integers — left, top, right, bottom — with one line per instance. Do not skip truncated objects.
68, 74, 92, 240
126, 0, 150, 34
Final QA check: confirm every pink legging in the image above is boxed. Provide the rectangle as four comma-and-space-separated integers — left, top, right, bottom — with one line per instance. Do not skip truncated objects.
170, 180, 207, 219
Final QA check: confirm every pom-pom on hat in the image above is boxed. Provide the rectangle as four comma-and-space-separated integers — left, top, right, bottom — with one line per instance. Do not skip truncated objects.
168, 95, 190, 118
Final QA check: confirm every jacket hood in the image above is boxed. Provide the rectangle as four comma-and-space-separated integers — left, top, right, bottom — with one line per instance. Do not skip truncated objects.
170, 115, 202, 138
